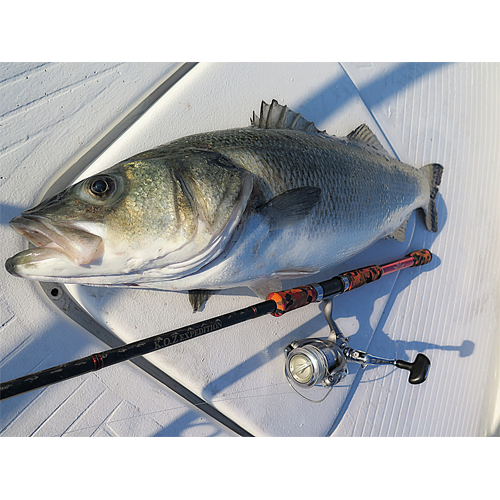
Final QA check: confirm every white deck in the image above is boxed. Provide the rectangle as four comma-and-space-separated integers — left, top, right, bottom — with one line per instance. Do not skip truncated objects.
1, 62, 500, 436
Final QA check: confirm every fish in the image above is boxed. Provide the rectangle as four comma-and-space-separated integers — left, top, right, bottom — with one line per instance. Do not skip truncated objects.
5, 100, 443, 311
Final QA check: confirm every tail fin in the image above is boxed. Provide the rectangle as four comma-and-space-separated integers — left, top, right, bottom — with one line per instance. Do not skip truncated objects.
421, 163, 444, 232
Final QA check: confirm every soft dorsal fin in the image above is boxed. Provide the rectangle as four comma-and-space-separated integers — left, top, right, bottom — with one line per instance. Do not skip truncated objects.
251, 99, 324, 133
347, 124, 392, 157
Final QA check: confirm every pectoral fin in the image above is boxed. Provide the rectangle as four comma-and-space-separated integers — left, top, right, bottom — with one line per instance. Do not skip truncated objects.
259, 186, 322, 229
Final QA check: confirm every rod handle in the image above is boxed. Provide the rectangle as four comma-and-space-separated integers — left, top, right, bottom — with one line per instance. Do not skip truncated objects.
338, 265, 384, 292
396, 354, 430, 384
267, 286, 318, 317
406, 249, 433, 268
266, 249, 434, 313
339, 249, 433, 292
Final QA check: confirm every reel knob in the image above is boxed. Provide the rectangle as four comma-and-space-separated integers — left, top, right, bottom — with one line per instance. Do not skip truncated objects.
396, 354, 431, 384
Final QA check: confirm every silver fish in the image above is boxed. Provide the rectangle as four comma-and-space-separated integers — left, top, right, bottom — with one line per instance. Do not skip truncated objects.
6, 100, 443, 309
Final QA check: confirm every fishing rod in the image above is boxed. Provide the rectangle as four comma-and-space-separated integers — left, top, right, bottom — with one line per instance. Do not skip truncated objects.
0, 249, 433, 402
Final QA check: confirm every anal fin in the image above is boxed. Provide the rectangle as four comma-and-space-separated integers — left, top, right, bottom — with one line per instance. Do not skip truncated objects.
385, 215, 410, 242
420, 163, 444, 232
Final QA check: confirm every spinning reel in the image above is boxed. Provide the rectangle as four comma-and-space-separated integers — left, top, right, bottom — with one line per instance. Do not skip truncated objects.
284, 295, 431, 401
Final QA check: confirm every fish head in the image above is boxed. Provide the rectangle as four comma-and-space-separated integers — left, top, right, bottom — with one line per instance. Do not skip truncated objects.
5, 150, 253, 283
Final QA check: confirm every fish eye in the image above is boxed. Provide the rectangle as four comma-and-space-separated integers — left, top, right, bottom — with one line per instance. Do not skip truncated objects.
87, 176, 116, 200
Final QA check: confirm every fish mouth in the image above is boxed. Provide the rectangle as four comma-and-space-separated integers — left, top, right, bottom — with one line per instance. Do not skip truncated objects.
6, 215, 103, 277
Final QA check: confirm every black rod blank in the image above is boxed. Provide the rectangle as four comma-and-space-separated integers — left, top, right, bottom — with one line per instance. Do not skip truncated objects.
0, 300, 276, 401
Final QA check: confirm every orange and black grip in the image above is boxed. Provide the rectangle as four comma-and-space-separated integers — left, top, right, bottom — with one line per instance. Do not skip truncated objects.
267, 286, 319, 317
339, 265, 383, 292
406, 249, 433, 268
339, 249, 433, 293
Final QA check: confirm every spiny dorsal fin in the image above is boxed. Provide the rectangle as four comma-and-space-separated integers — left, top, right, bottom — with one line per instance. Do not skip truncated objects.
251, 100, 324, 133
347, 124, 392, 157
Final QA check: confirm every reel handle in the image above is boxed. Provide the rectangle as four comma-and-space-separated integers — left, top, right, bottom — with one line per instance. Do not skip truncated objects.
396, 354, 431, 384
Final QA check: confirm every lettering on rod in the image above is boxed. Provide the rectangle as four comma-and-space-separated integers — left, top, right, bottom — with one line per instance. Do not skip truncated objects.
153, 319, 223, 350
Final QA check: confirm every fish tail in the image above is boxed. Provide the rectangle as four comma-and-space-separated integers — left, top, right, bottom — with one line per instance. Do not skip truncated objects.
421, 163, 444, 232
